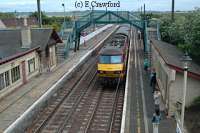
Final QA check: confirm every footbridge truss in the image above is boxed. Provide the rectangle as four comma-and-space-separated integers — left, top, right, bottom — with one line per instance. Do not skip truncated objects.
61, 11, 160, 57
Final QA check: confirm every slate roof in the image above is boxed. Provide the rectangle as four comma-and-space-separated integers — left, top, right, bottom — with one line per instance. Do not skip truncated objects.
1, 18, 38, 28
151, 40, 200, 77
0, 28, 62, 61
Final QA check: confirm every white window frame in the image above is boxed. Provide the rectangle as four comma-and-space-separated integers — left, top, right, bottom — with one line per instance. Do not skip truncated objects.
0, 73, 5, 90
0, 71, 10, 90
11, 65, 20, 83
28, 58, 36, 74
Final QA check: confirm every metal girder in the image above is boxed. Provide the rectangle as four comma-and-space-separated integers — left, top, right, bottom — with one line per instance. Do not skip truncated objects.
70, 11, 149, 52
60, 10, 161, 59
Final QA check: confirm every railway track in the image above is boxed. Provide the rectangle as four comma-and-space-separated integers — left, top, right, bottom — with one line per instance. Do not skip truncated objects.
59, 79, 124, 133
84, 80, 124, 133
28, 64, 124, 133
27, 36, 125, 133
27, 55, 98, 132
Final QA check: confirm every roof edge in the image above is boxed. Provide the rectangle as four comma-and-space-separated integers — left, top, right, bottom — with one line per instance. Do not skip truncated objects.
151, 39, 200, 80
0, 47, 40, 65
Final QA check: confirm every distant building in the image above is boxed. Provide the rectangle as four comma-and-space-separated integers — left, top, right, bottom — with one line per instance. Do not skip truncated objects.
150, 40, 200, 116
0, 20, 6, 29
0, 17, 38, 28
0, 27, 62, 98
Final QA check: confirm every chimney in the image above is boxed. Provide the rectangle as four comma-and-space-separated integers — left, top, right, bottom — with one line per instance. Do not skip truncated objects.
21, 22, 31, 48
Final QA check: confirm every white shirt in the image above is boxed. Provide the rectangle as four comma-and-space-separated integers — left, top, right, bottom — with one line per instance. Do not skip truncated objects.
154, 91, 161, 105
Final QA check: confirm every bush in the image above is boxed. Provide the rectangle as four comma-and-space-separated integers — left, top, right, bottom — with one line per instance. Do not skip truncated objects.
191, 96, 200, 106
158, 9, 200, 65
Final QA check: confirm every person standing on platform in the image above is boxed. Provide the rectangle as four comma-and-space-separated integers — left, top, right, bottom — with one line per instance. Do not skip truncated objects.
143, 58, 149, 71
154, 90, 161, 114
150, 69, 157, 93
152, 111, 161, 133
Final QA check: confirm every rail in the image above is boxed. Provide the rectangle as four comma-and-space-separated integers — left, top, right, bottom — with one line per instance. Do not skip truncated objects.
30, 58, 98, 132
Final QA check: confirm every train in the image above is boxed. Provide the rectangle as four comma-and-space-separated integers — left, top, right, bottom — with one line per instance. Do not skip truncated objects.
97, 26, 130, 85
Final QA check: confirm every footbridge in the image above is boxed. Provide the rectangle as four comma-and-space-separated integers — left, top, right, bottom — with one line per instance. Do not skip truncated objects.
60, 10, 160, 56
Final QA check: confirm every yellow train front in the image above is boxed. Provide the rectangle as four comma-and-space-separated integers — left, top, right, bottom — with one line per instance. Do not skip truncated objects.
97, 32, 129, 85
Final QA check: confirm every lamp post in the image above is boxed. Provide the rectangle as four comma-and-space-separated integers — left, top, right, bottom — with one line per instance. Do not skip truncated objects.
180, 52, 192, 132
62, 3, 66, 29
37, 0, 42, 28
172, 0, 175, 21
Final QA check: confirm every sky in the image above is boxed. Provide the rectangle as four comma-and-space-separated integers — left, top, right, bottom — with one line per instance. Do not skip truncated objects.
0, 0, 199, 12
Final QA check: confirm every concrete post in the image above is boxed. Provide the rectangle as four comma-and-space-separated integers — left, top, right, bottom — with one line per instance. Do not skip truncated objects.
181, 69, 188, 131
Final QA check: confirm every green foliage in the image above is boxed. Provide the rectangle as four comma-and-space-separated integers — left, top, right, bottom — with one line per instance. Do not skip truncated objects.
191, 96, 200, 106
177, 44, 192, 53
160, 16, 185, 45
184, 11, 200, 61
29, 12, 71, 31
140, 13, 153, 20
0, 12, 15, 19
29, 11, 48, 21
158, 10, 200, 65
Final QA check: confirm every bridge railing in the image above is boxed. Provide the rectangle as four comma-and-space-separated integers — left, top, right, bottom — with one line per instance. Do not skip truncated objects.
60, 10, 161, 56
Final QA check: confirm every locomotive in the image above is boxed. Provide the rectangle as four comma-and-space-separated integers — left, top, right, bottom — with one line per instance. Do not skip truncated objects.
97, 26, 129, 85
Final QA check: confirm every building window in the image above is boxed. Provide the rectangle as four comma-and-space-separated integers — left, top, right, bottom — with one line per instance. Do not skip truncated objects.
0, 73, 5, 90
4, 71, 10, 87
0, 71, 10, 90
11, 66, 20, 83
28, 58, 35, 74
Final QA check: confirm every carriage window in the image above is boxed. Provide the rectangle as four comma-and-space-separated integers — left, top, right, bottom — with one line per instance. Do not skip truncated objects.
111, 56, 122, 63
99, 56, 110, 64
99, 55, 122, 64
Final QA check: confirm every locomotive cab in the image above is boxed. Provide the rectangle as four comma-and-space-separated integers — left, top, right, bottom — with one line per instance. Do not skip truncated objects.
97, 48, 125, 85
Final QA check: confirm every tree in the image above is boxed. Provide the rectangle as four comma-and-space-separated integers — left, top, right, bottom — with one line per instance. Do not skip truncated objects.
160, 16, 185, 45
159, 9, 200, 65
0, 12, 15, 19
29, 12, 72, 32
183, 10, 200, 64
29, 11, 48, 25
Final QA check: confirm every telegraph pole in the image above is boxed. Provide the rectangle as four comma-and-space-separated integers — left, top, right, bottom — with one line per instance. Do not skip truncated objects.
172, 0, 175, 21
144, 4, 146, 20
37, 0, 42, 28
92, 6, 95, 31
62, 3, 66, 28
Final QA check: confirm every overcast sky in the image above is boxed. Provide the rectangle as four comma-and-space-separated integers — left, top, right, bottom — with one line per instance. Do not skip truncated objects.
0, 0, 199, 12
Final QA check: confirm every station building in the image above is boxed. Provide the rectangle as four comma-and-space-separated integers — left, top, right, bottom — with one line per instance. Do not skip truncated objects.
150, 40, 200, 116
0, 27, 62, 99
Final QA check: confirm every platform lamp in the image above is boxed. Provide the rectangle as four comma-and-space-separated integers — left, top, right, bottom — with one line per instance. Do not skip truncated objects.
180, 52, 192, 132
62, 3, 66, 29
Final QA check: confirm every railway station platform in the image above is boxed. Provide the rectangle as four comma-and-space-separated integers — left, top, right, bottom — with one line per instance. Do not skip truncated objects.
121, 28, 176, 133
0, 24, 118, 132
